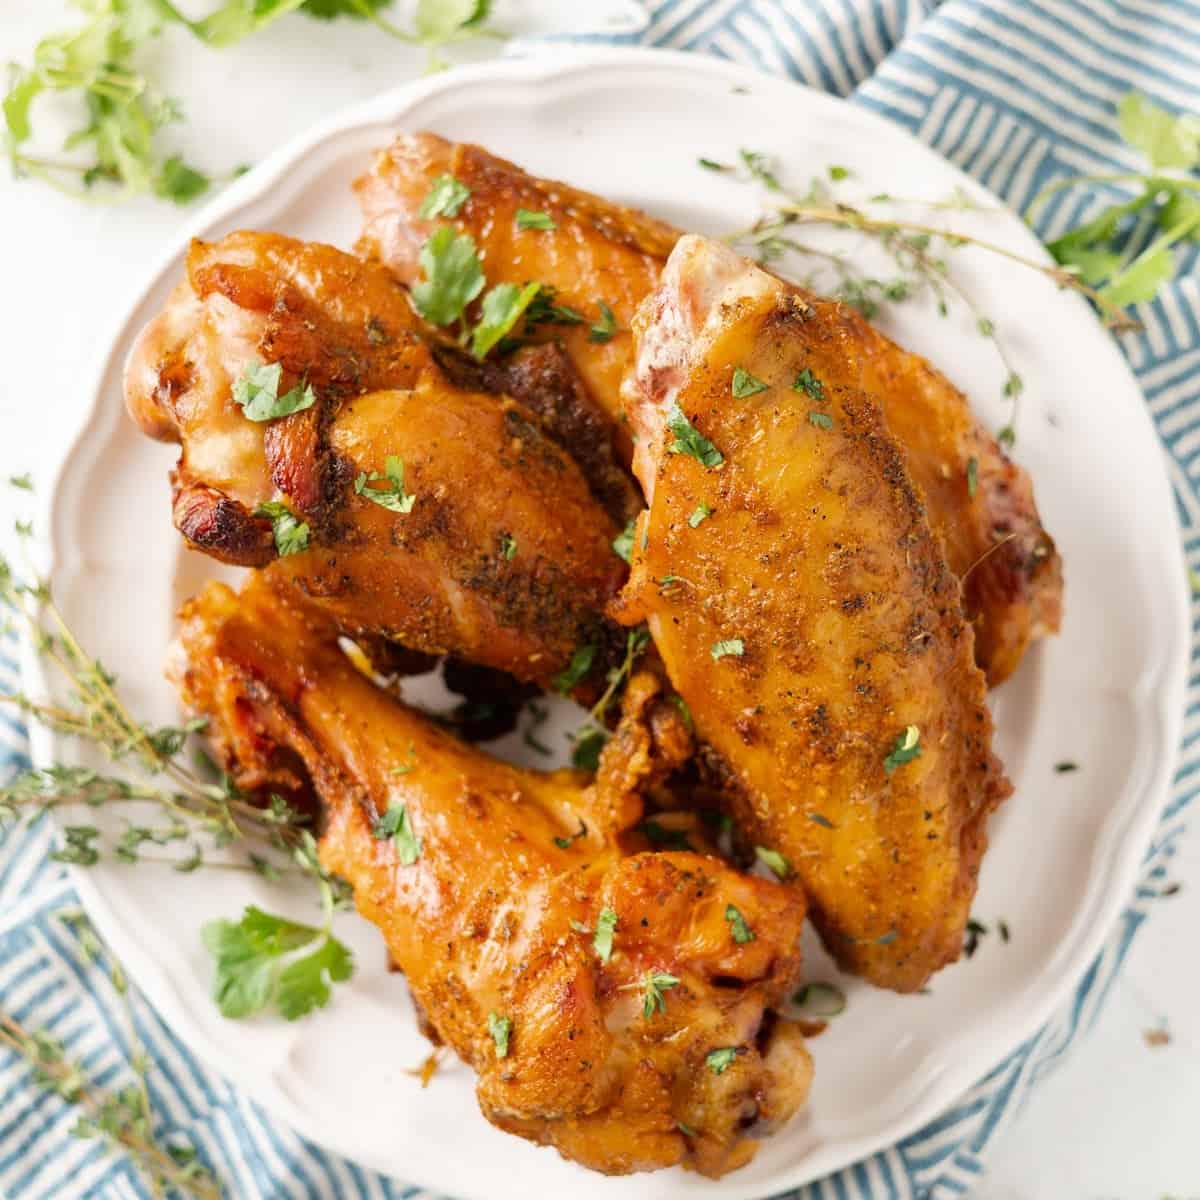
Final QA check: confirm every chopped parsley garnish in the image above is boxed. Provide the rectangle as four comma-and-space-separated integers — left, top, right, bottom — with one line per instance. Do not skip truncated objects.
371, 803, 421, 864
589, 301, 618, 343
677, 1121, 697, 1136
524, 287, 585, 327
755, 846, 791, 879
499, 533, 518, 561
1055, 761, 1079, 773
791, 981, 846, 1017
612, 520, 637, 563
999, 919, 1011, 942
232, 361, 315, 422
418, 173, 470, 219
964, 918, 988, 958
571, 725, 608, 770
883, 725, 922, 774
516, 208, 556, 231
698, 157, 733, 172
828, 165, 850, 181
593, 907, 618, 963
354, 455, 416, 513
553, 818, 588, 850
793, 368, 824, 400
710, 638, 744, 661
966, 456, 979, 498
202, 906, 353, 1022
9, 473, 32, 491
666, 403, 723, 468
641, 970, 680, 1019
724, 905, 755, 944
472, 281, 541, 358
255, 501, 309, 557
732, 366, 768, 397
996, 424, 1016, 450
705, 1047, 739, 1074
808, 411, 833, 430
552, 643, 597, 694
689, 502, 713, 528
410, 226, 485, 326
488, 1011, 512, 1058
808, 813, 835, 830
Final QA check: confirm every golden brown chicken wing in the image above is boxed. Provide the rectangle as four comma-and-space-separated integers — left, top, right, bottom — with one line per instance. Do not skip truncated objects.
173, 572, 813, 1178
356, 133, 1060, 684
614, 235, 1011, 992
125, 232, 626, 690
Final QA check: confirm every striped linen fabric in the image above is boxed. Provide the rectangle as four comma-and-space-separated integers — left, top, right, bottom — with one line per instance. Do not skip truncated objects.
2, 1, 1199, 1196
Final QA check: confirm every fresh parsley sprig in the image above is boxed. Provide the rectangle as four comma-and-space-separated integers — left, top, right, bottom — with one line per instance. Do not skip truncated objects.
3, 1, 497, 203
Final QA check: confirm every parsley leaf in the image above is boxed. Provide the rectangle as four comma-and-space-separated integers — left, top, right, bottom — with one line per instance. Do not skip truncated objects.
487, 1010, 512, 1058
593, 908, 618, 963
472, 281, 541, 358
499, 533, 518, 561
553, 818, 588, 849
794, 368, 824, 400
589, 301, 618, 344
371, 803, 421, 864
255, 501, 310, 557
416, 0, 491, 44
792, 981, 846, 1017
354, 455, 416, 513
410, 226, 485, 326
724, 905, 755, 944
1118, 92, 1200, 170
202, 906, 353, 1021
232, 362, 315, 422
641, 970, 680, 1018
156, 156, 210, 205
524, 287, 585, 327
419, 173, 471, 219
612, 520, 637, 563
705, 1047, 739, 1074
828, 165, 850, 181
570, 726, 608, 770
732, 366, 768, 397
553, 644, 597, 694
689, 502, 713, 528
275, 935, 354, 1020
666, 403, 723, 468
516, 208, 556, 231
808, 411, 833, 430
883, 725, 922, 774
710, 638, 744, 661
755, 846, 791, 879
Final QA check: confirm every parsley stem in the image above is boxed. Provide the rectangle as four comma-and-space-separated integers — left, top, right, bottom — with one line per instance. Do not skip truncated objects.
1103, 208, 1200, 298
1025, 171, 1200, 222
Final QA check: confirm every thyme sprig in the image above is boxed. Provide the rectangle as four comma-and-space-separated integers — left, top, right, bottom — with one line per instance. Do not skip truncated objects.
0, 525, 344, 906
0, 909, 218, 1199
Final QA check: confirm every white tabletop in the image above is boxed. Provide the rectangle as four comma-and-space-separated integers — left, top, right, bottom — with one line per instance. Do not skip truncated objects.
2, 7, 1197, 1196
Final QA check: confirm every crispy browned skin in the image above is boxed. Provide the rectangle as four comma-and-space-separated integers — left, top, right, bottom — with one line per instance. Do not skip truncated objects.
356, 133, 1060, 683
174, 574, 813, 1178
614, 237, 1011, 992
125, 231, 625, 689
355, 133, 676, 467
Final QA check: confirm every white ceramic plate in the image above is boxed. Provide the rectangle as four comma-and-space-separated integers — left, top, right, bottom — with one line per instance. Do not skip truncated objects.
29, 48, 1190, 1200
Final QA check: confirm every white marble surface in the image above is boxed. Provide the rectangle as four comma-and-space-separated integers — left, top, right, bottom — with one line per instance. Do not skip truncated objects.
1, 7, 1197, 1197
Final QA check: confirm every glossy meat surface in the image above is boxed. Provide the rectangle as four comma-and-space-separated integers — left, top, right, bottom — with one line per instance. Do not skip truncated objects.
356, 134, 1060, 683
355, 132, 676, 465
174, 574, 812, 1177
125, 232, 625, 689
615, 236, 1011, 991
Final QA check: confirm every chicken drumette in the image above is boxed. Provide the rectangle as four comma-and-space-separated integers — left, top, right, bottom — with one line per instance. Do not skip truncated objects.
173, 572, 813, 1178
357, 132, 1060, 684
614, 236, 1011, 992
125, 232, 627, 690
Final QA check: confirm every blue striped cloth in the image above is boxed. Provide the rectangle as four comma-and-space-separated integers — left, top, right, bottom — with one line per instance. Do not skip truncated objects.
3, 1, 1199, 1196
